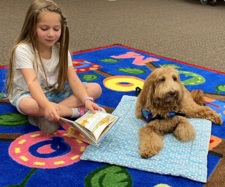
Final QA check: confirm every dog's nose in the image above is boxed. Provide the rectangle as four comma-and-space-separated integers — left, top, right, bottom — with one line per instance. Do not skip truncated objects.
169, 91, 176, 97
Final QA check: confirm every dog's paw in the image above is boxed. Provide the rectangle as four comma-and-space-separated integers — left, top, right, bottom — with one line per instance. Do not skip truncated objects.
139, 141, 163, 159
211, 114, 223, 125
174, 122, 196, 142
138, 126, 164, 159
175, 130, 196, 142
140, 151, 155, 159
139, 148, 159, 159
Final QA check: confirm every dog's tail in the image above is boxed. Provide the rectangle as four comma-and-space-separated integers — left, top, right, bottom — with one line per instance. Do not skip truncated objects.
190, 90, 206, 106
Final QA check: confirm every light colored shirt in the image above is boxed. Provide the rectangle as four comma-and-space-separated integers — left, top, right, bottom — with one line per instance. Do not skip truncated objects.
9, 43, 72, 106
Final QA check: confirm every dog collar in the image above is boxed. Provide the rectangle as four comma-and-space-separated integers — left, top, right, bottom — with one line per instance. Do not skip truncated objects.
141, 109, 185, 123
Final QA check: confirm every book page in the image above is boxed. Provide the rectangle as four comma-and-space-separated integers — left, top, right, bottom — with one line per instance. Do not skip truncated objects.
75, 111, 118, 140
59, 118, 97, 146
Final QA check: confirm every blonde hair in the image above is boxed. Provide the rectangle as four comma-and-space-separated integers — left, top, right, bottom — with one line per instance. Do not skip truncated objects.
5, 0, 69, 97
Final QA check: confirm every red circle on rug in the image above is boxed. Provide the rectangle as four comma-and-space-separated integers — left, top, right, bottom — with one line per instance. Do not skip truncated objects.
9, 130, 88, 169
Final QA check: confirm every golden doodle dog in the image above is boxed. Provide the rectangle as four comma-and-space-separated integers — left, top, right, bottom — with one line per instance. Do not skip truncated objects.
135, 66, 222, 159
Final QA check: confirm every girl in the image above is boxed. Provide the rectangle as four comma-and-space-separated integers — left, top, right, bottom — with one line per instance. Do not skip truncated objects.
5, 0, 104, 134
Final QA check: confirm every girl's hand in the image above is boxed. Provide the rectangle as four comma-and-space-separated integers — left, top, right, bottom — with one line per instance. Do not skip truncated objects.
44, 103, 60, 122
84, 100, 102, 114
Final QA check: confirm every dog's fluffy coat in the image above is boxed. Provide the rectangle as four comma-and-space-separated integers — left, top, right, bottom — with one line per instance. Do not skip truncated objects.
135, 66, 222, 158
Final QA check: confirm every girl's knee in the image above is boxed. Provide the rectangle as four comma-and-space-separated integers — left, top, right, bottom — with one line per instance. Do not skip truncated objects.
94, 83, 102, 97
86, 83, 102, 99
18, 98, 38, 115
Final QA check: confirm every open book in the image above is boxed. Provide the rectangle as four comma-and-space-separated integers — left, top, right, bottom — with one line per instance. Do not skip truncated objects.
59, 111, 119, 146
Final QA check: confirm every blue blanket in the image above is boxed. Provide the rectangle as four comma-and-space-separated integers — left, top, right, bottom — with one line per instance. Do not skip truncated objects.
81, 95, 212, 183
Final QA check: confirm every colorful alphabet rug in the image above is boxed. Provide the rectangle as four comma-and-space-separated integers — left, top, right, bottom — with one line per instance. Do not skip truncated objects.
1, 44, 225, 187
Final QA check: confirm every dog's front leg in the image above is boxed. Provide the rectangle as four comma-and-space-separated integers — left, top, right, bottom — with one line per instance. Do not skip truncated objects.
173, 116, 196, 142
138, 124, 164, 159
181, 93, 223, 125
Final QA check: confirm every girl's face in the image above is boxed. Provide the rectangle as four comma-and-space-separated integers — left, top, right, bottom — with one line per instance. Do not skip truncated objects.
36, 11, 61, 50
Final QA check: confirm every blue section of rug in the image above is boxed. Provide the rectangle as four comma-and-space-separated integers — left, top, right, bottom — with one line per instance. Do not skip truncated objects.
0, 44, 225, 187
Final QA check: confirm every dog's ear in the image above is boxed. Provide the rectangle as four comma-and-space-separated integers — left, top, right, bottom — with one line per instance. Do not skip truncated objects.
174, 69, 184, 110
139, 72, 156, 110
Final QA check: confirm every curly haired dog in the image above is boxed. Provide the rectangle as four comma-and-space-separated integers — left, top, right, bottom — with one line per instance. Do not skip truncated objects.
135, 66, 223, 159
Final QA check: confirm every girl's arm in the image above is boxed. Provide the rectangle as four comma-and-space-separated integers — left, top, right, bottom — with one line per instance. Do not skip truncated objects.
20, 68, 60, 121
67, 65, 101, 113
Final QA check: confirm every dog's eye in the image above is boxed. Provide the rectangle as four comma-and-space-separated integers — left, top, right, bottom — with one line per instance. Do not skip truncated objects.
159, 78, 165, 82
173, 76, 177, 81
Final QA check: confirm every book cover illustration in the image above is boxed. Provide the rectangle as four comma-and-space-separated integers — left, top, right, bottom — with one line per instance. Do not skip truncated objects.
60, 120, 93, 145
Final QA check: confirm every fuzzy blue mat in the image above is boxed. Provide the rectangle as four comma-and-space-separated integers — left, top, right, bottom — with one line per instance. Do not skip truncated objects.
81, 95, 212, 183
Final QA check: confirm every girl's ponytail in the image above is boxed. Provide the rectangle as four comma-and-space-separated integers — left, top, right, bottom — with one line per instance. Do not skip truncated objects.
55, 22, 70, 95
